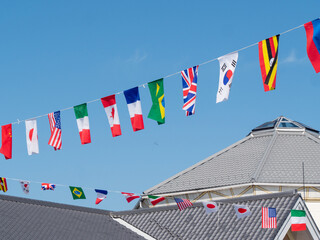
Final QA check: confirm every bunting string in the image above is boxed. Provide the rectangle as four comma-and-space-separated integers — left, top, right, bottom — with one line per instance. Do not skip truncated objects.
10, 19, 314, 126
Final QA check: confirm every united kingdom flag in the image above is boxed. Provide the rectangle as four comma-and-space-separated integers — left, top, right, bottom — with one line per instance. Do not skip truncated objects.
181, 65, 199, 116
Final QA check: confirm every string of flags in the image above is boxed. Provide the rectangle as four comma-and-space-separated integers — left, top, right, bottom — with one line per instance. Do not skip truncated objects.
0, 176, 308, 232
0, 19, 318, 160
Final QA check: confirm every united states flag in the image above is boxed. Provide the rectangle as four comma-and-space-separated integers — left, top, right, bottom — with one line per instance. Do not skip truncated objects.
174, 197, 193, 211
262, 207, 277, 228
181, 65, 199, 116
48, 111, 62, 150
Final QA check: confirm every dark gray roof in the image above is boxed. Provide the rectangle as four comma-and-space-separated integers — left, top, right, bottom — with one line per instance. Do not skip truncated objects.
112, 191, 302, 240
145, 116, 320, 195
0, 194, 144, 240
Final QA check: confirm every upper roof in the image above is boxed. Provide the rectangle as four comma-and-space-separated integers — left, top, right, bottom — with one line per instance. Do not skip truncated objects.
112, 191, 312, 240
145, 116, 320, 195
0, 194, 144, 240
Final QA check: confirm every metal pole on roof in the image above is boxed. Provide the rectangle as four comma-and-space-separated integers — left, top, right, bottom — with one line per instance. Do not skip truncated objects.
302, 162, 306, 200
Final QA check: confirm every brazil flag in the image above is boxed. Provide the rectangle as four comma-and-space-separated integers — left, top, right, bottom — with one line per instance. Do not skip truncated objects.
69, 186, 86, 200
148, 78, 165, 125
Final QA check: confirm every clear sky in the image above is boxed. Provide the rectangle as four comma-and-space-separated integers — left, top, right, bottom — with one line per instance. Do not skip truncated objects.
0, 1, 319, 211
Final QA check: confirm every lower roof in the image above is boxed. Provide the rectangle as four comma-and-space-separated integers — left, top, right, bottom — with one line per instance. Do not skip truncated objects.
0, 194, 144, 240
112, 191, 311, 240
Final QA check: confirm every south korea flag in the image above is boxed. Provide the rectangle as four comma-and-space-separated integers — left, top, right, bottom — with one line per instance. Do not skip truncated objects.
216, 52, 238, 103
202, 201, 219, 214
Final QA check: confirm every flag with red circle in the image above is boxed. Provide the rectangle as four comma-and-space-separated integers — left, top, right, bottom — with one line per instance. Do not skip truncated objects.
233, 204, 251, 219
202, 201, 219, 214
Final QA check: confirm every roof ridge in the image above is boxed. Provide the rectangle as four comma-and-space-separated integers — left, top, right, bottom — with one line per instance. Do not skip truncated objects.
143, 136, 252, 194
0, 193, 110, 215
251, 130, 278, 182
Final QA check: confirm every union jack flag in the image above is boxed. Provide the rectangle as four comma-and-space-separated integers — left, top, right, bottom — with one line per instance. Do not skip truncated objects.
174, 197, 193, 211
181, 65, 199, 116
48, 111, 62, 150
41, 183, 56, 191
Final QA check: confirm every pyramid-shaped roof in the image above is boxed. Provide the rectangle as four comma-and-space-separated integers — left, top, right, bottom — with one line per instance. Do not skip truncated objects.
145, 116, 320, 195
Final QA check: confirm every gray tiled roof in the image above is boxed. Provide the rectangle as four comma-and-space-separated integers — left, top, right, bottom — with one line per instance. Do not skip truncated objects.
0, 194, 144, 240
112, 191, 301, 240
145, 117, 320, 195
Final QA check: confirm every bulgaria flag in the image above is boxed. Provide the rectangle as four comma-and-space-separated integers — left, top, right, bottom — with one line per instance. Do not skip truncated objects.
148, 195, 165, 206
74, 103, 91, 144
101, 95, 121, 137
121, 192, 140, 203
124, 87, 144, 132
291, 210, 307, 231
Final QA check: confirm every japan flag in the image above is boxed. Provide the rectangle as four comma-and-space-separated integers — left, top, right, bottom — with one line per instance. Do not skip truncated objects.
202, 201, 219, 214
234, 204, 251, 219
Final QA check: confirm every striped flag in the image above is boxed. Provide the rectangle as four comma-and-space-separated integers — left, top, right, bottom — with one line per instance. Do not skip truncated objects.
262, 207, 277, 228
258, 35, 280, 92
121, 192, 140, 203
174, 197, 193, 211
0, 177, 8, 192
48, 111, 62, 150
181, 66, 199, 116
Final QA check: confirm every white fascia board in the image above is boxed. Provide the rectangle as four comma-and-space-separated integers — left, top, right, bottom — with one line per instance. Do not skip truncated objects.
113, 218, 156, 240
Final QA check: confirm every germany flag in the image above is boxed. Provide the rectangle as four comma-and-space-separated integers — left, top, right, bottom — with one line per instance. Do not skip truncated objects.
0, 177, 8, 192
258, 35, 280, 92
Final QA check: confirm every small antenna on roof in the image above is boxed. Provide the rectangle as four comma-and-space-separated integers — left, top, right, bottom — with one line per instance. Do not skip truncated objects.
302, 162, 306, 200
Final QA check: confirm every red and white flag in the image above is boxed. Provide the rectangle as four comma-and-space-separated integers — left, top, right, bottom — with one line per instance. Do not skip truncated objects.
234, 204, 251, 219
202, 201, 219, 214
121, 192, 140, 203
101, 95, 122, 137
25, 119, 39, 155
48, 111, 62, 150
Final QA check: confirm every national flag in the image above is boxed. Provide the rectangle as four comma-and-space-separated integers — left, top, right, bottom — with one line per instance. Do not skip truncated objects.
148, 79, 165, 125
234, 204, 251, 219
121, 192, 140, 203
124, 87, 144, 132
0, 177, 8, 192
202, 201, 219, 214
174, 197, 193, 211
216, 52, 238, 103
95, 189, 108, 204
20, 180, 30, 194
148, 195, 165, 206
74, 103, 91, 144
25, 119, 39, 155
304, 19, 320, 73
0, 124, 12, 160
41, 183, 56, 190
69, 186, 86, 200
262, 207, 277, 228
48, 111, 62, 150
291, 210, 307, 231
181, 66, 199, 116
101, 95, 122, 137
258, 35, 280, 92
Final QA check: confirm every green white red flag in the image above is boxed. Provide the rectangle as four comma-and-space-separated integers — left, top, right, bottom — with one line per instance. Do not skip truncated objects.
74, 103, 91, 144
148, 195, 165, 206
291, 210, 307, 231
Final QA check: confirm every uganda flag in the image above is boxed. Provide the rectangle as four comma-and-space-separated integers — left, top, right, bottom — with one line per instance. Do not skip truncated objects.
148, 78, 165, 125
0, 177, 8, 192
258, 35, 280, 92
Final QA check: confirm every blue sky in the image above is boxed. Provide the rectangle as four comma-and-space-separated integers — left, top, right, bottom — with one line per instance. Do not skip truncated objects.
0, 1, 319, 211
